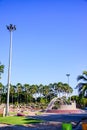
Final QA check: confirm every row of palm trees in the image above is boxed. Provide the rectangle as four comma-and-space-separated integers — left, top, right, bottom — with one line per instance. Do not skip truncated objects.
0, 82, 73, 105
1, 62, 87, 108
0, 62, 73, 108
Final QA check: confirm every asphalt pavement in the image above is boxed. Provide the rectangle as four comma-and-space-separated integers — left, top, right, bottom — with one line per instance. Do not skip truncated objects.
29, 113, 87, 122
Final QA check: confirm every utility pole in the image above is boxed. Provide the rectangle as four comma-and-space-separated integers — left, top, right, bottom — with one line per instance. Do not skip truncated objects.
6, 24, 16, 116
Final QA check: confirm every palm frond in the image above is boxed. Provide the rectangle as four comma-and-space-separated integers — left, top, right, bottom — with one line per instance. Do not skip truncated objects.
79, 86, 87, 97
83, 71, 87, 76
78, 86, 83, 92
83, 84, 87, 91
75, 83, 85, 89
77, 75, 87, 81
76, 83, 87, 97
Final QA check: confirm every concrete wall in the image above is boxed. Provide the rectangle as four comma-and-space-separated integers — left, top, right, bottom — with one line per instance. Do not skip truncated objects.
59, 102, 76, 110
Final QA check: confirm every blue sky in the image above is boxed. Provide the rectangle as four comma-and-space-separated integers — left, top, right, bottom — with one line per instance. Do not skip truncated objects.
0, 0, 87, 95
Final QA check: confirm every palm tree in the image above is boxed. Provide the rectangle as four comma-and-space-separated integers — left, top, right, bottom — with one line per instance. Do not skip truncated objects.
62, 83, 73, 99
68, 86, 73, 97
57, 82, 63, 98
38, 84, 44, 97
23, 84, 30, 104
43, 85, 50, 103
62, 83, 68, 98
10, 84, 15, 105
16, 83, 23, 105
76, 71, 87, 97
0, 62, 4, 79
48, 83, 55, 101
0, 82, 3, 104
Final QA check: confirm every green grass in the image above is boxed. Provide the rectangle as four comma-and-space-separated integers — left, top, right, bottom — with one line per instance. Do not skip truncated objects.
0, 116, 43, 125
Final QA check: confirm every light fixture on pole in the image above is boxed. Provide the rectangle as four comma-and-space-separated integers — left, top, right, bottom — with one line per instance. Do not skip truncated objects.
66, 73, 71, 100
66, 74, 70, 85
6, 24, 16, 116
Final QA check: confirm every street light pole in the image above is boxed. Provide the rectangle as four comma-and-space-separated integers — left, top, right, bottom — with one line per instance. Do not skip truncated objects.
66, 74, 70, 85
6, 24, 16, 116
66, 73, 71, 101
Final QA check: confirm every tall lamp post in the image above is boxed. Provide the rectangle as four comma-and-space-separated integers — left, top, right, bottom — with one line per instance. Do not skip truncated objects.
66, 74, 70, 85
66, 73, 71, 100
6, 24, 16, 116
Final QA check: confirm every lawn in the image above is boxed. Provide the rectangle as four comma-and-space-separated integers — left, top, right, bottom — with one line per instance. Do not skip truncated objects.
0, 116, 43, 125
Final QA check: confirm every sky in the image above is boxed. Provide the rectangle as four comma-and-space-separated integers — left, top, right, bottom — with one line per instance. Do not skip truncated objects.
0, 0, 87, 95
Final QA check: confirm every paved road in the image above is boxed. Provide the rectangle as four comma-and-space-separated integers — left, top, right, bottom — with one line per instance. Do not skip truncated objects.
27, 113, 87, 130
29, 113, 87, 122
0, 113, 87, 130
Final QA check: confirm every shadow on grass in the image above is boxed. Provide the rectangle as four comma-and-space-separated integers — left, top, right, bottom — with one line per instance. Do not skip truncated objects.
0, 117, 44, 130
23, 117, 43, 124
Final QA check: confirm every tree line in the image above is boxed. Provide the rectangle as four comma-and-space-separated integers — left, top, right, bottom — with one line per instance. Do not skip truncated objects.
0, 62, 73, 107
1, 62, 87, 108
0, 82, 73, 105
